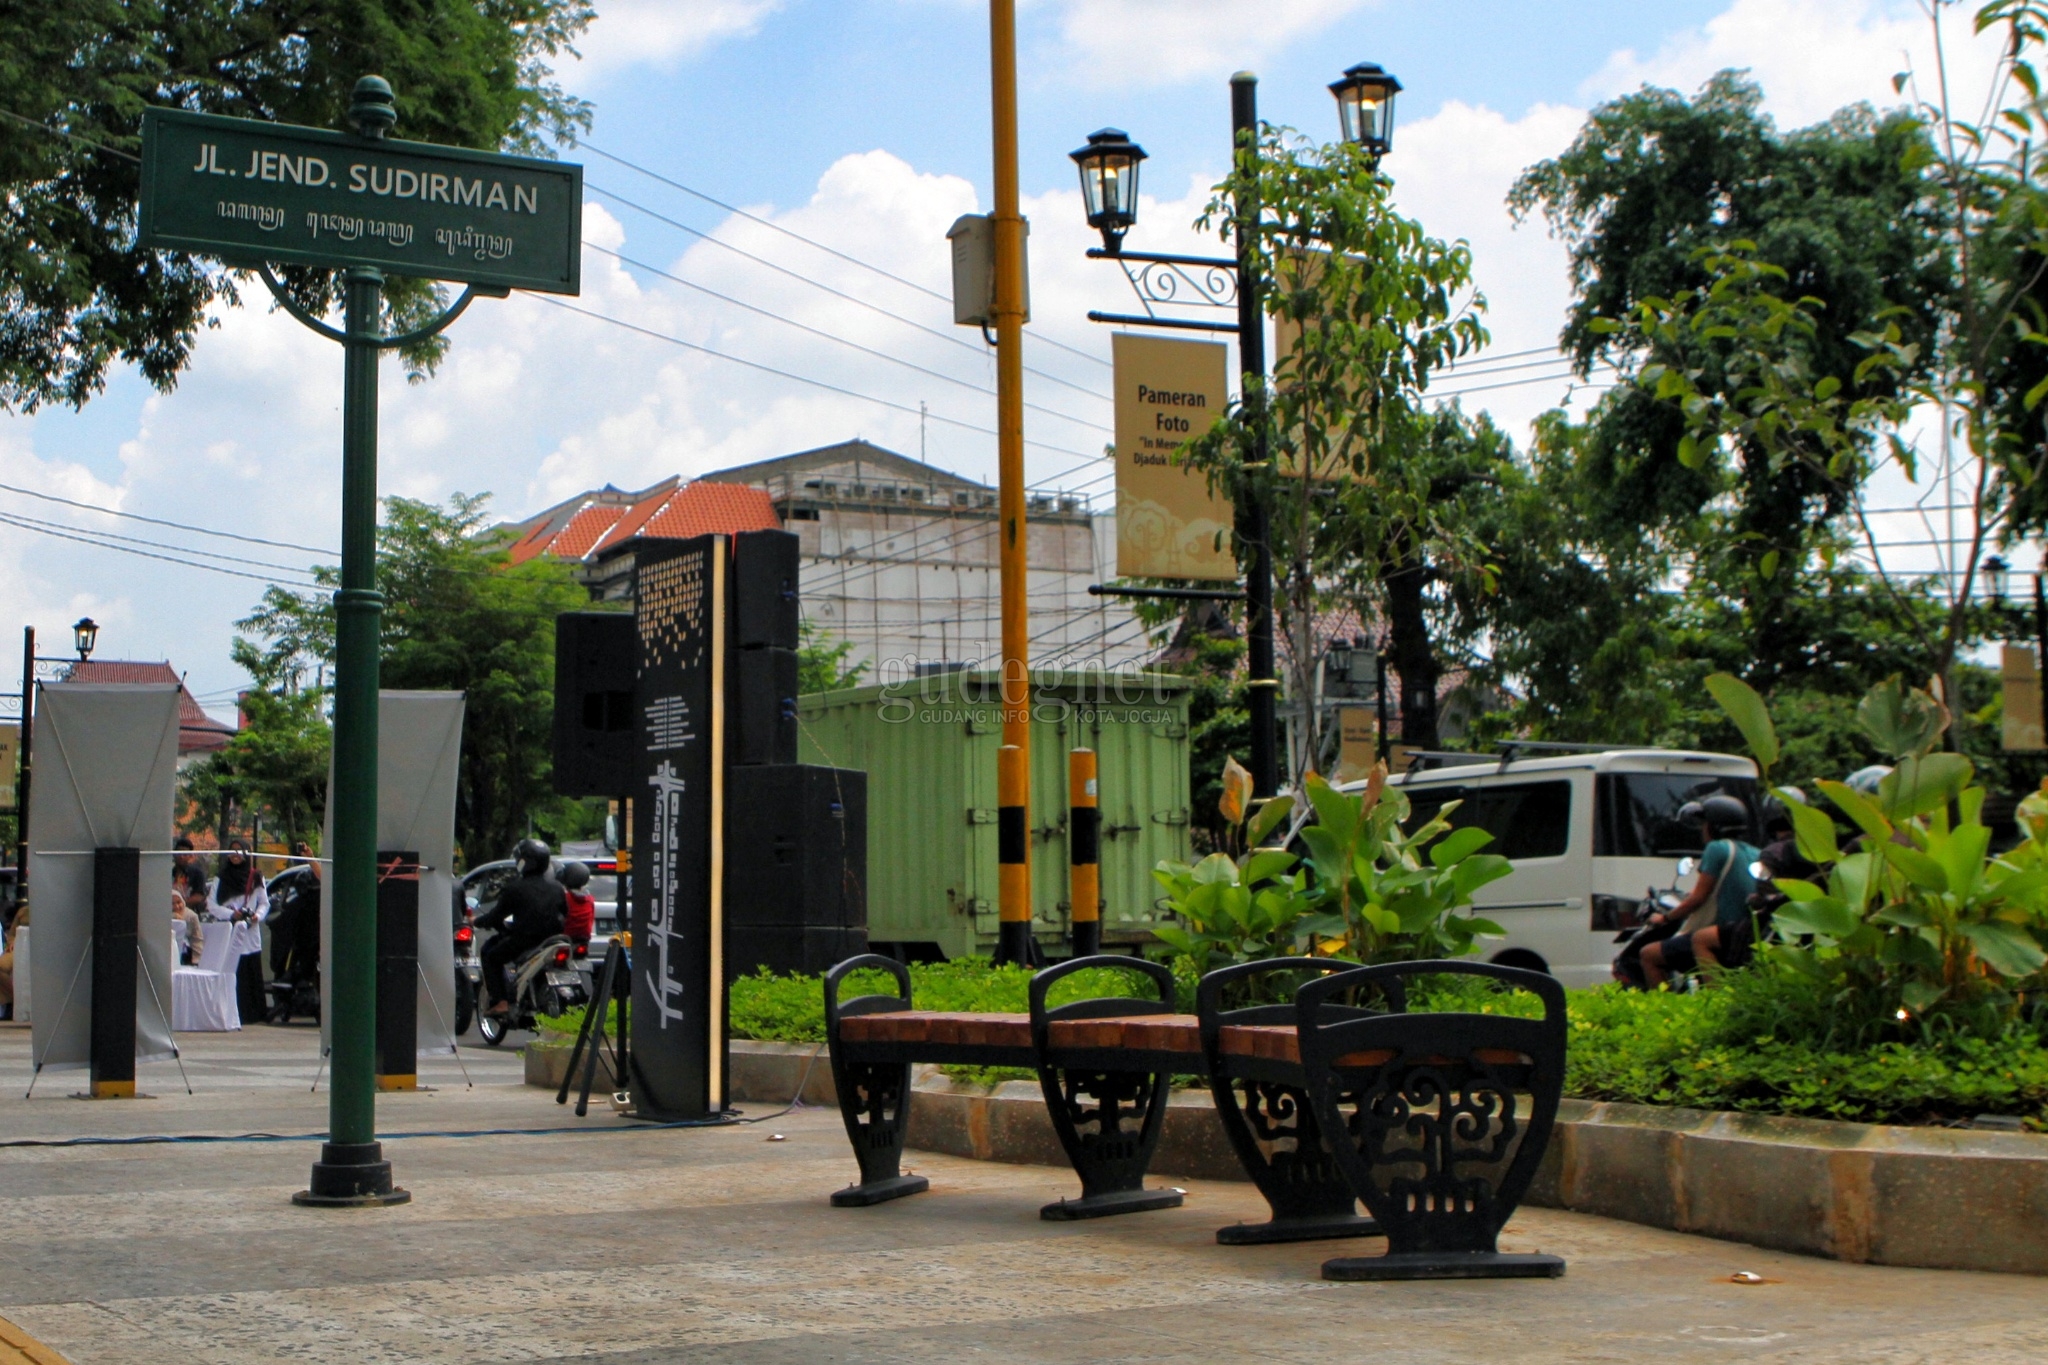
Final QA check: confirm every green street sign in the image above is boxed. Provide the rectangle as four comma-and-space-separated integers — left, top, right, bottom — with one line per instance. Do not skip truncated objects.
138, 108, 581, 294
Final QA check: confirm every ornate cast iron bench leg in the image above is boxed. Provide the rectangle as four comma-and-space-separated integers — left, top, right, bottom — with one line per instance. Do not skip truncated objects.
1033, 955, 1186, 1221
1199, 958, 1379, 1246
1299, 960, 1569, 1281
825, 955, 929, 1208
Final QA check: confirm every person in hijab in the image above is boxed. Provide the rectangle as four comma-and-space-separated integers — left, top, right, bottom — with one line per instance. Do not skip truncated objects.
207, 840, 269, 1024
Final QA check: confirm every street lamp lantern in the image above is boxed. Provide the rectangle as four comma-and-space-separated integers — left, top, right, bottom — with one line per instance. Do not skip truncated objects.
1983, 554, 2011, 604
72, 617, 98, 661
1070, 128, 1147, 252
1330, 62, 1402, 158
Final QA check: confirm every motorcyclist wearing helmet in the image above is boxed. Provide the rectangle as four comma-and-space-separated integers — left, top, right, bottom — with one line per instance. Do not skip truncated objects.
475, 838, 568, 1016
1639, 794, 1760, 988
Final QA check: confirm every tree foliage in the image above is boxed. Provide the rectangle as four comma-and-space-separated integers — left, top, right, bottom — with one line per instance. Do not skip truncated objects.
0, 0, 592, 411
1181, 126, 1487, 763
234, 493, 590, 866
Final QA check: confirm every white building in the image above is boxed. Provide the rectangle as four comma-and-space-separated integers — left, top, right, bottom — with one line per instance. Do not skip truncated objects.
504, 439, 1153, 676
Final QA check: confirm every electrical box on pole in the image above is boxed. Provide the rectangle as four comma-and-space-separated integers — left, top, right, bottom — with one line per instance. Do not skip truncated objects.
947, 214, 1030, 327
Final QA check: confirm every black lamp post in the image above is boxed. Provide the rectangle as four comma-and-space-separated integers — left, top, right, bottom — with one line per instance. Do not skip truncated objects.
1075, 63, 1401, 800
72, 617, 98, 661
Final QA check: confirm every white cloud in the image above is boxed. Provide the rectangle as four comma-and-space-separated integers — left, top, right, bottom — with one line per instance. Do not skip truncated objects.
1042, 0, 1372, 88
573, 0, 782, 77
1586, 0, 1995, 129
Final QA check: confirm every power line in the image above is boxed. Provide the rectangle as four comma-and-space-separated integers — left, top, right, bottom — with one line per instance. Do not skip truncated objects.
586, 242, 1109, 436
0, 479, 337, 556
587, 181, 1113, 405
0, 107, 141, 163
579, 140, 1115, 373
0, 506, 321, 577
535, 296, 1109, 464
0, 512, 317, 586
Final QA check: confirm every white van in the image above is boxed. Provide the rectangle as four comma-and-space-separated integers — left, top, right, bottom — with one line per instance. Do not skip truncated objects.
1342, 746, 1760, 987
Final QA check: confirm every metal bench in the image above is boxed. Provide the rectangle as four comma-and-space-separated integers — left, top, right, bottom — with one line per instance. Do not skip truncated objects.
824, 953, 1188, 1217
823, 953, 1569, 1280
1293, 959, 1568, 1281
1197, 957, 1389, 1246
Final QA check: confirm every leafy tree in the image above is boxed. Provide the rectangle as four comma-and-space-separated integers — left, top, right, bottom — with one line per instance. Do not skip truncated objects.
1182, 126, 1487, 765
796, 621, 867, 694
235, 493, 590, 866
0, 0, 592, 411
1508, 71, 1944, 682
182, 685, 331, 849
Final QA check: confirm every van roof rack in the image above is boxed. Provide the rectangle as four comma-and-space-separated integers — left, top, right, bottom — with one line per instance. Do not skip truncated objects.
1395, 739, 1637, 775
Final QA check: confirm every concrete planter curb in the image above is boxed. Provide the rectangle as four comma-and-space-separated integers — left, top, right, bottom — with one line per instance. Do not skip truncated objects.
720, 1039, 2048, 1275
522, 1041, 621, 1090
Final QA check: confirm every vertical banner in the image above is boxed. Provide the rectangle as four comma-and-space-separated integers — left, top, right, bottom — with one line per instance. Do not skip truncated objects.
2003, 645, 2044, 751
322, 691, 464, 1057
28, 685, 180, 1072
631, 534, 728, 1119
1112, 333, 1236, 581
0, 721, 18, 809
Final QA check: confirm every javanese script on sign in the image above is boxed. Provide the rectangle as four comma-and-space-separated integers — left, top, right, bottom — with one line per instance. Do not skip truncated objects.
139, 107, 581, 294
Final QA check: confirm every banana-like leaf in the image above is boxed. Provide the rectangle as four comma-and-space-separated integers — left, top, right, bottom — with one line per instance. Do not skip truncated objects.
1784, 797, 1840, 864
1191, 852, 1240, 886
1218, 756, 1253, 827
1962, 921, 2048, 977
1361, 905, 1401, 936
1873, 902, 1932, 928
1429, 825, 1494, 869
1858, 676, 1949, 759
1705, 672, 1779, 768
1247, 793, 1295, 847
1816, 779, 1893, 843
1900, 979, 1946, 1013
1452, 853, 1514, 901
1879, 752, 1973, 821
1240, 848, 1298, 886
1774, 896, 1863, 940
1880, 842, 1948, 893
1773, 877, 1827, 902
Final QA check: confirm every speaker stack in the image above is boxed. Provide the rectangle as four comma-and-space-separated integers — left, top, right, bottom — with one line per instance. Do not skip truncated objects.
724, 530, 867, 977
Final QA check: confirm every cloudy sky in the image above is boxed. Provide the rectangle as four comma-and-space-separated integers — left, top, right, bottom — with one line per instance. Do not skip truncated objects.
0, 0, 2004, 712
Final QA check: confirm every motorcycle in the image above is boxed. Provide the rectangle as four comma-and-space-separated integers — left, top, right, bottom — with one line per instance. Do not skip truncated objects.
1611, 856, 1695, 990
476, 934, 589, 1046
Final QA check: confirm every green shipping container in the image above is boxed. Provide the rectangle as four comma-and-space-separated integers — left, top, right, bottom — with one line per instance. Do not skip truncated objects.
795, 668, 1193, 959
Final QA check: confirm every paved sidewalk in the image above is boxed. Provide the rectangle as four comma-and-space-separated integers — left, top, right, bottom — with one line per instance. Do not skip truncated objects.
0, 1027, 2042, 1364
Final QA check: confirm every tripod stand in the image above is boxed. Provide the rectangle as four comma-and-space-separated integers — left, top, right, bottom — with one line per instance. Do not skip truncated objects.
556, 937, 631, 1118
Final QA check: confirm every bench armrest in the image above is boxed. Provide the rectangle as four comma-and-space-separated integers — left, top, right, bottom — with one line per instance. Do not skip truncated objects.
1028, 953, 1175, 1053
825, 953, 912, 1035
1295, 957, 1564, 1040
1194, 956, 1367, 1055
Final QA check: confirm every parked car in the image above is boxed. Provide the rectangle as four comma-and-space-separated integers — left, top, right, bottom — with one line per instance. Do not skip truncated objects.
1333, 745, 1760, 987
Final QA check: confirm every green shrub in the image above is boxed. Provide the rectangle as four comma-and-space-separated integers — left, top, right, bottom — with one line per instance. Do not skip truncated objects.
726, 957, 1161, 1045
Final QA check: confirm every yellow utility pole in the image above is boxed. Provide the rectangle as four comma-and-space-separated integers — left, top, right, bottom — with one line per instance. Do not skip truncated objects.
989, 0, 1035, 966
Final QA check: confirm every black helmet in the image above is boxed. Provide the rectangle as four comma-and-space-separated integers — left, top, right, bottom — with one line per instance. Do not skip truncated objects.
1683, 794, 1750, 834
513, 838, 552, 877
560, 860, 590, 891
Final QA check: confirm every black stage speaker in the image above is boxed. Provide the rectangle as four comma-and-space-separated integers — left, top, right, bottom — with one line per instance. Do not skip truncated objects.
732, 646, 798, 767
726, 764, 866, 976
553, 610, 636, 797
732, 530, 800, 650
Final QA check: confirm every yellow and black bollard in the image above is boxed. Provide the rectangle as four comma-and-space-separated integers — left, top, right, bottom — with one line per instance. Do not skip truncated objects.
995, 743, 1039, 965
1068, 748, 1102, 957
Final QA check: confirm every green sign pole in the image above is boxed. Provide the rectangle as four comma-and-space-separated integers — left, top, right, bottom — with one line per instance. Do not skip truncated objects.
136, 74, 580, 1205
300, 84, 405, 1205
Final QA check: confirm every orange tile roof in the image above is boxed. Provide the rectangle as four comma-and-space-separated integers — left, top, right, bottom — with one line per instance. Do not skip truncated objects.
641, 482, 781, 540
549, 504, 628, 560
588, 477, 683, 557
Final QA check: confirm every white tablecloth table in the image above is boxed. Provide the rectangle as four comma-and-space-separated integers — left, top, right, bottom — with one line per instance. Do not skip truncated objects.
172, 921, 239, 1032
